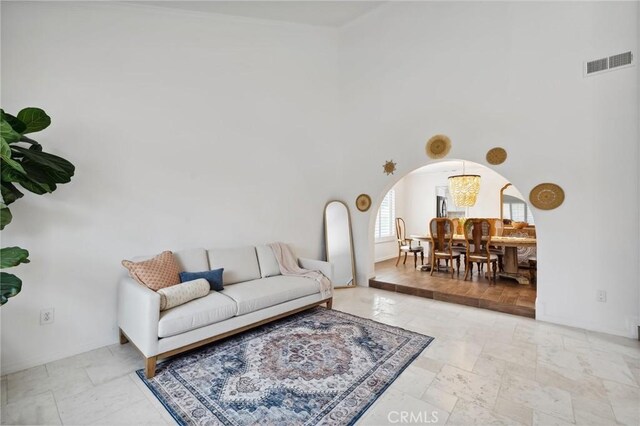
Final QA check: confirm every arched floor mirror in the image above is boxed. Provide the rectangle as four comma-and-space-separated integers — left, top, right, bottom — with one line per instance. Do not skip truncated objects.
324, 200, 356, 287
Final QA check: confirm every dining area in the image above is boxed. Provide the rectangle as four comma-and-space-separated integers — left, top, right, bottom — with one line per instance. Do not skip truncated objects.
371, 161, 538, 318
406, 217, 537, 286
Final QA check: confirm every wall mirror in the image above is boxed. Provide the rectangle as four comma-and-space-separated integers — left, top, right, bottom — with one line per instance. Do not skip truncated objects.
324, 200, 356, 287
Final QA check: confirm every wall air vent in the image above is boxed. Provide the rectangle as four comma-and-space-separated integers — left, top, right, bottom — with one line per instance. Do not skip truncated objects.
609, 51, 633, 69
586, 57, 608, 74
585, 51, 634, 77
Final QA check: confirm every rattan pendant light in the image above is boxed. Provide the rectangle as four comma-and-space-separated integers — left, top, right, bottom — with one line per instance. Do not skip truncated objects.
448, 161, 480, 207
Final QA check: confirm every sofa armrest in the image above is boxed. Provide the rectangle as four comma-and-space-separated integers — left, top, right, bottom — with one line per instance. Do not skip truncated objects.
117, 277, 160, 357
299, 257, 334, 283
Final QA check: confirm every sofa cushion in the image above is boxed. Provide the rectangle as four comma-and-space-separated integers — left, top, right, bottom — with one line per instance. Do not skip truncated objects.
179, 268, 224, 291
121, 251, 181, 291
221, 276, 320, 316
208, 246, 261, 285
173, 248, 209, 273
256, 245, 281, 278
158, 291, 237, 338
157, 278, 210, 311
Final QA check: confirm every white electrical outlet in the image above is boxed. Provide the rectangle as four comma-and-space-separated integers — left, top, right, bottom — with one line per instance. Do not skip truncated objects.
597, 290, 607, 303
40, 308, 54, 325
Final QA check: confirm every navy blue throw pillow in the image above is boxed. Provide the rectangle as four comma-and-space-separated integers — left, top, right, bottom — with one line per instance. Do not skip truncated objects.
179, 268, 224, 291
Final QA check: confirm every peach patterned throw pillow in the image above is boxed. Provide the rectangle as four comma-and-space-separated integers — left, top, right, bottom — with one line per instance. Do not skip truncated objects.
121, 251, 181, 291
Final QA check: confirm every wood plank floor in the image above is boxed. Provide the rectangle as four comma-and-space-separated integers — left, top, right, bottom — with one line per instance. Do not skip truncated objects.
370, 258, 536, 318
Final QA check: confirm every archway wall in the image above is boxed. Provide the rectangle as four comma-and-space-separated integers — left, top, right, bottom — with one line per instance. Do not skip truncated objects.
337, 2, 639, 338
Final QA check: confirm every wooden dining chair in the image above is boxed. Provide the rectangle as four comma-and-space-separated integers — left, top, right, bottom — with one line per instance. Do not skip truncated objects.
449, 218, 467, 261
451, 218, 460, 234
463, 218, 498, 284
429, 218, 460, 278
395, 217, 424, 268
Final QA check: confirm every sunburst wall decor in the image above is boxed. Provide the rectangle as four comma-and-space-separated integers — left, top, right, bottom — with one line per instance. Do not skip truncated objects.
383, 160, 397, 175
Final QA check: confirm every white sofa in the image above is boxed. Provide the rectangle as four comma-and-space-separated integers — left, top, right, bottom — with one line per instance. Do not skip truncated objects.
117, 245, 333, 378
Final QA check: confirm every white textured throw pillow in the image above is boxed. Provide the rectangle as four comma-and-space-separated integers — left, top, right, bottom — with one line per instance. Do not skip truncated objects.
157, 278, 210, 311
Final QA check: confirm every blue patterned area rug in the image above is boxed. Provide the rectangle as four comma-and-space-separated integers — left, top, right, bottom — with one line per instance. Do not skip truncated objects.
137, 307, 434, 425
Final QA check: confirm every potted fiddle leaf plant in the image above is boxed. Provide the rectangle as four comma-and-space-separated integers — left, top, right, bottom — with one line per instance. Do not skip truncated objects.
0, 107, 75, 304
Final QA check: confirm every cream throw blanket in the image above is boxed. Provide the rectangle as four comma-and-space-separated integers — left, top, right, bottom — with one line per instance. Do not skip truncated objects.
268, 242, 333, 300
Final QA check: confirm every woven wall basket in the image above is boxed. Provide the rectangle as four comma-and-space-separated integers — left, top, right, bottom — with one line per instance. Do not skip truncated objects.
355, 194, 372, 212
486, 147, 507, 165
426, 135, 451, 159
529, 183, 565, 210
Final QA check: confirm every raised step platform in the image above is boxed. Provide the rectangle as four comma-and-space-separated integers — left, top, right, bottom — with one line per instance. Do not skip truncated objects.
370, 259, 536, 319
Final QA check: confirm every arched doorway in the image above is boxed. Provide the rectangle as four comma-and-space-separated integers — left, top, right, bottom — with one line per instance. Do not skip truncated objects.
367, 159, 537, 319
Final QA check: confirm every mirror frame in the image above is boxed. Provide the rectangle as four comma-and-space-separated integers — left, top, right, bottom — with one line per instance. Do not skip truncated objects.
323, 200, 357, 288
499, 183, 512, 221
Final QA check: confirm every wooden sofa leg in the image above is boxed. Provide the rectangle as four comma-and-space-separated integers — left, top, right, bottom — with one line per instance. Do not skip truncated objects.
145, 356, 157, 379
326, 298, 333, 309
119, 328, 129, 344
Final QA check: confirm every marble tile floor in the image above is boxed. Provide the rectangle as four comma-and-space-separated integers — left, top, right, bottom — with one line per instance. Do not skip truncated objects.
1, 287, 639, 425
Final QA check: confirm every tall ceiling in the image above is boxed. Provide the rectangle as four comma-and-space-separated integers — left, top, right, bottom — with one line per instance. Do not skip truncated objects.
128, 1, 385, 27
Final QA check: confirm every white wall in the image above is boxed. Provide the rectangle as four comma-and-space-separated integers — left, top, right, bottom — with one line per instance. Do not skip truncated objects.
340, 2, 639, 338
0, 2, 341, 373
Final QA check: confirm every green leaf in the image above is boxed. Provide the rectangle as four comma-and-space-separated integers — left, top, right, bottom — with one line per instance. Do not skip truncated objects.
0, 247, 30, 269
1, 156, 26, 175
0, 158, 26, 180
10, 147, 74, 188
0, 120, 21, 144
0, 129, 26, 177
20, 135, 42, 149
0, 183, 24, 205
17, 108, 51, 134
0, 272, 22, 305
1, 138, 11, 158
15, 175, 54, 195
21, 162, 60, 190
1, 163, 25, 183
0, 204, 12, 230
0, 110, 26, 134
13, 146, 74, 176
1, 163, 53, 194
1, 138, 26, 175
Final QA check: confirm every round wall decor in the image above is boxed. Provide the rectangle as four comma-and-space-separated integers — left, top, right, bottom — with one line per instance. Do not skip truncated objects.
529, 183, 565, 210
426, 135, 452, 159
486, 147, 507, 165
355, 194, 372, 212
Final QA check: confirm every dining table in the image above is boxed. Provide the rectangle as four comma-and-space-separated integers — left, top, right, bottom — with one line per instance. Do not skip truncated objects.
410, 234, 537, 285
